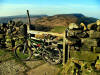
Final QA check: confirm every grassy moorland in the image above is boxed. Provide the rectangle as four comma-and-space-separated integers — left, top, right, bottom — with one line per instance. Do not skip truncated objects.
50, 26, 67, 33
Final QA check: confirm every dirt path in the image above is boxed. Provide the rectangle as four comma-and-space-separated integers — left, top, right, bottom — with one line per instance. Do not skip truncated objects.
0, 49, 62, 75
0, 60, 27, 75
0, 60, 61, 75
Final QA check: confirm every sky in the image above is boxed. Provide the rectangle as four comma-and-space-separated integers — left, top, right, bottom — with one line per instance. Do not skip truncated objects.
0, 0, 100, 19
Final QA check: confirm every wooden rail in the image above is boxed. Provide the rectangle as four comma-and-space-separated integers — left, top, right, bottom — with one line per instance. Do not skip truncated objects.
27, 30, 63, 37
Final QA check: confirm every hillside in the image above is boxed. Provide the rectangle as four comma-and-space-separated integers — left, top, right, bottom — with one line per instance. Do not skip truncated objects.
33, 14, 98, 27
0, 14, 98, 33
0, 14, 97, 26
0, 15, 48, 23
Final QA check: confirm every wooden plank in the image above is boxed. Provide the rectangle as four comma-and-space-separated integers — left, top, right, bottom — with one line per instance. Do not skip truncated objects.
27, 30, 63, 37
27, 10, 31, 30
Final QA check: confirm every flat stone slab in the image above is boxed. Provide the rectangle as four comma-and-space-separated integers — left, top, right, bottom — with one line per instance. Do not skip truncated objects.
27, 63, 60, 75
24, 60, 44, 69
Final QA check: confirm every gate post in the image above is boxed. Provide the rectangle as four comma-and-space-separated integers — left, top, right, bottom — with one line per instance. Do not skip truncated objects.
63, 31, 66, 65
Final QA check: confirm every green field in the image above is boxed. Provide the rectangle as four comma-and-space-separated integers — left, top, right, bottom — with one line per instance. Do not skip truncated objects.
51, 26, 67, 33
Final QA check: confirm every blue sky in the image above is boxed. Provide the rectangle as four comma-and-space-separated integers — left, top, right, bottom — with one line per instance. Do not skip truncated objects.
0, 0, 100, 19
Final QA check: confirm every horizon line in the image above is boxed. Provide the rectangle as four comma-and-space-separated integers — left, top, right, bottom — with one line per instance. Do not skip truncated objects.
0, 13, 99, 19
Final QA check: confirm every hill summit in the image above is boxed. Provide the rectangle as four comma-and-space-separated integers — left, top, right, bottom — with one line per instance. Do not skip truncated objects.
33, 14, 97, 26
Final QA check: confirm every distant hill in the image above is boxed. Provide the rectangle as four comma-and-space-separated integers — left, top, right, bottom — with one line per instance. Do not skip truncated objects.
0, 15, 48, 23
0, 13, 98, 33
54, 14, 85, 18
0, 13, 98, 28
33, 14, 98, 26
